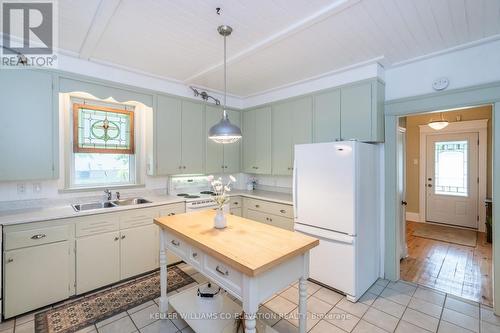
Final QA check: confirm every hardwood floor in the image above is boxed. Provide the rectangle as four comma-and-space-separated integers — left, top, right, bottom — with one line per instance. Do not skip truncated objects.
400, 221, 493, 306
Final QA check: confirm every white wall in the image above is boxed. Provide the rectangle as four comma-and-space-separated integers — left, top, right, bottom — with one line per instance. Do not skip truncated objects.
385, 38, 500, 101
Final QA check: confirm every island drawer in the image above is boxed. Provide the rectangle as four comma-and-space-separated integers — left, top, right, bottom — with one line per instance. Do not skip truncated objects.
203, 256, 242, 295
5, 225, 70, 250
120, 207, 157, 229
165, 233, 188, 257
187, 246, 203, 269
243, 198, 293, 219
75, 214, 119, 237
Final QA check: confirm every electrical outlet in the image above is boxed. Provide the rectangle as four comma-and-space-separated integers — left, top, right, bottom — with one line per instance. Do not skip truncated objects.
17, 183, 26, 194
33, 183, 42, 193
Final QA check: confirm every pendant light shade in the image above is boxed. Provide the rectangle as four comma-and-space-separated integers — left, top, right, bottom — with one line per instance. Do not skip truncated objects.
208, 24, 242, 144
428, 113, 449, 130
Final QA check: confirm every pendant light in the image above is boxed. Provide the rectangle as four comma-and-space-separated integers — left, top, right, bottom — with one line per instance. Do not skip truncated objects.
428, 113, 449, 130
208, 25, 242, 144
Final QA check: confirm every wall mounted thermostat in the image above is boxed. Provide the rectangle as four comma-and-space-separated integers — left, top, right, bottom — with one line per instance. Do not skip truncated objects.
432, 77, 449, 91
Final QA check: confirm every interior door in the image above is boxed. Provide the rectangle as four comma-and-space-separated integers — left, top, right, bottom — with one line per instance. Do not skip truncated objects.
426, 133, 479, 228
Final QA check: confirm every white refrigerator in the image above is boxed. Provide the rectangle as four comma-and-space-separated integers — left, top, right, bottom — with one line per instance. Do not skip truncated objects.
293, 141, 380, 301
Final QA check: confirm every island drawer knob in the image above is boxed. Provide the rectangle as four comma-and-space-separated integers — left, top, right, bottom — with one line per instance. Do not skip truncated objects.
171, 240, 180, 246
31, 234, 46, 240
192, 252, 198, 258
216, 265, 229, 276
114, 237, 119, 241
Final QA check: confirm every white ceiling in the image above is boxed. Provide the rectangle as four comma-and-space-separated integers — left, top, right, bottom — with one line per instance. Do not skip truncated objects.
57, 0, 500, 97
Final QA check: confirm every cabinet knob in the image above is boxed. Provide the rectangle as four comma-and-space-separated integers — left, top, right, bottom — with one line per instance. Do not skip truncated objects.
114, 237, 119, 241
7, 258, 13, 263
233, 202, 238, 205
183, 166, 186, 169
255, 204, 260, 208
121, 235, 126, 239
167, 212, 176, 216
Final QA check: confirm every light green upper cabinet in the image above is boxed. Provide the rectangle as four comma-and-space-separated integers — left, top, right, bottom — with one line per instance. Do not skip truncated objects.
314, 89, 341, 143
181, 100, 204, 174
154, 95, 182, 175
205, 105, 224, 174
340, 80, 385, 142
272, 97, 312, 175
0, 70, 57, 181
149, 96, 204, 175
223, 109, 241, 174
242, 107, 272, 174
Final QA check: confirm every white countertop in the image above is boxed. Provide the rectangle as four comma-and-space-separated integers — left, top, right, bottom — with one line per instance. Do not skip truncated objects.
0, 190, 292, 226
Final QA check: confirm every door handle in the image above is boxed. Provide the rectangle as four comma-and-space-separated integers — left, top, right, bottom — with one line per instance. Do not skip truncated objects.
401, 201, 408, 206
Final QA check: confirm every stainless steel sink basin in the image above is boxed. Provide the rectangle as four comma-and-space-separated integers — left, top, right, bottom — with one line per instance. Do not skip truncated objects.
72, 201, 117, 212
72, 197, 151, 212
111, 198, 151, 206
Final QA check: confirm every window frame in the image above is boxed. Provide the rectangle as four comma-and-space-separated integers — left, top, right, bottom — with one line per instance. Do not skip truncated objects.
66, 97, 139, 190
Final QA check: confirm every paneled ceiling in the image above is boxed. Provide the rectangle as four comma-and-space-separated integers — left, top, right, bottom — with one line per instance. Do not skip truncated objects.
57, 0, 500, 96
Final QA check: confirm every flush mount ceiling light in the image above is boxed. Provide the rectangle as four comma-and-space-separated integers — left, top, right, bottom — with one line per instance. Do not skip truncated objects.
208, 24, 242, 144
428, 113, 449, 130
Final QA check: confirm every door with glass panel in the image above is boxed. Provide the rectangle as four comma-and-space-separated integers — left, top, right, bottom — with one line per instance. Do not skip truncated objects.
426, 133, 479, 228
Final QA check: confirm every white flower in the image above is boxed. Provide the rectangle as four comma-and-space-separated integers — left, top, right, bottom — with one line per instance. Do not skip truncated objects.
224, 186, 231, 192
229, 175, 236, 182
207, 175, 214, 182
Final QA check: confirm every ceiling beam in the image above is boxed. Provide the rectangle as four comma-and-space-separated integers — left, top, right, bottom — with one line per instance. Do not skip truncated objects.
79, 0, 122, 60
183, 0, 361, 84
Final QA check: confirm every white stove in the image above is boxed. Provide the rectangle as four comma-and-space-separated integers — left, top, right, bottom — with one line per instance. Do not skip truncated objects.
168, 176, 218, 212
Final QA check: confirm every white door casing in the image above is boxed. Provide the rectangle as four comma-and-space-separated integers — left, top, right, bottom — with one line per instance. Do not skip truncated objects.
426, 132, 479, 228
419, 119, 488, 231
397, 127, 408, 258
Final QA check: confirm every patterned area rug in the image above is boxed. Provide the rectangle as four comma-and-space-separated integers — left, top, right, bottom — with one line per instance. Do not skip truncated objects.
34, 266, 195, 333
413, 223, 477, 247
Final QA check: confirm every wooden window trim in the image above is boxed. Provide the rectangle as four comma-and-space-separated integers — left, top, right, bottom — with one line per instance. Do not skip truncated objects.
73, 103, 135, 154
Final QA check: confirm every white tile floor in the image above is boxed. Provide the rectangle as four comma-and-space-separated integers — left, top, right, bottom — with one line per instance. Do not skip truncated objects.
3, 263, 499, 333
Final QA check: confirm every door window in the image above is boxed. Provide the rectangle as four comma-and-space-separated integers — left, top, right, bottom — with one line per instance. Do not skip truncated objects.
434, 140, 468, 197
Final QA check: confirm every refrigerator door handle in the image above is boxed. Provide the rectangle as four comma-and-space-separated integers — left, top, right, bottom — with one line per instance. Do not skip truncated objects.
295, 223, 355, 245
293, 158, 298, 218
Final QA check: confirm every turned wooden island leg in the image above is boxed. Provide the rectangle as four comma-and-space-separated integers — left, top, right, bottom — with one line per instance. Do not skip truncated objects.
159, 229, 168, 316
242, 277, 258, 333
298, 277, 307, 333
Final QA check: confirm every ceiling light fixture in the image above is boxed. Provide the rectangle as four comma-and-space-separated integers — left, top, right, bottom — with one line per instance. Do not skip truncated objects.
428, 113, 449, 130
208, 24, 242, 144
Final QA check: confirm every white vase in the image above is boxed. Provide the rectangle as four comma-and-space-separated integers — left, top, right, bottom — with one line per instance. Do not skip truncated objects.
214, 208, 227, 229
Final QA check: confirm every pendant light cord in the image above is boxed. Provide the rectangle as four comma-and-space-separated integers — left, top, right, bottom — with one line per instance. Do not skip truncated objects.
223, 34, 228, 119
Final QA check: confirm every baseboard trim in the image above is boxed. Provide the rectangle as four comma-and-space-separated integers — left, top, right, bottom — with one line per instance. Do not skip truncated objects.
406, 212, 421, 222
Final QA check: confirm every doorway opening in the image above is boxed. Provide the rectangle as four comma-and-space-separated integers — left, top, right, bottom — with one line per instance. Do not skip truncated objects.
398, 105, 493, 306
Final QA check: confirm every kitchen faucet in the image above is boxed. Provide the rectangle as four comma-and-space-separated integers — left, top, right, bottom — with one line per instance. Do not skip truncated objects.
104, 189, 112, 201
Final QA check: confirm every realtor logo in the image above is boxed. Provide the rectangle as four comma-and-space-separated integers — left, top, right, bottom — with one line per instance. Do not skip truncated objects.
1, 0, 58, 68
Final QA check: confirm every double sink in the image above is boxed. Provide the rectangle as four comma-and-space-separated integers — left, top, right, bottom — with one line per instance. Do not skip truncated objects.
72, 197, 151, 212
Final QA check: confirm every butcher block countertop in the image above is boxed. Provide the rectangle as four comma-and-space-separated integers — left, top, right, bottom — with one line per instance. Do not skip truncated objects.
154, 210, 319, 277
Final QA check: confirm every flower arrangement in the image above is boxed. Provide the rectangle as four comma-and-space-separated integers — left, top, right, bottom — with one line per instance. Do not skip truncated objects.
207, 175, 236, 210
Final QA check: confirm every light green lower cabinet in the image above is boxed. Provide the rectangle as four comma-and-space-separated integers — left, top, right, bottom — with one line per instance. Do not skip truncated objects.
4, 241, 72, 318
76, 231, 121, 294
242, 198, 294, 231
120, 224, 159, 279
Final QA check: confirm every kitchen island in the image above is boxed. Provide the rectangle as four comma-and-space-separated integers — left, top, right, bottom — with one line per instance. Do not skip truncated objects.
154, 210, 319, 333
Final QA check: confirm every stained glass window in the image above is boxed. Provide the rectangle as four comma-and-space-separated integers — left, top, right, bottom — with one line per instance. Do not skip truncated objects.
73, 103, 134, 154
434, 140, 468, 197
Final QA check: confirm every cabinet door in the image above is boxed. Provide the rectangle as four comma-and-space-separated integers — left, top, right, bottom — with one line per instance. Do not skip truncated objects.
223, 109, 241, 173
120, 225, 159, 279
156, 95, 182, 174
314, 89, 341, 143
205, 105, 224, 174
272, 103, 292, 175
340, 82, 372, 141
76, 231, 120, 294
0, 70, 55, 181
4, 242, 71, 318
242, 110, 256, 173
181, 100, 204, 174
245, 209, 268, 224
254, 107, 272, 174
229, 207, 242, 217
